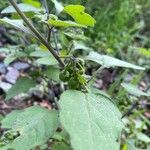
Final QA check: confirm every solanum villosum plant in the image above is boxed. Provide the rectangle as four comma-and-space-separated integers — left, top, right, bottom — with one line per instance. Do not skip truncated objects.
0, 0, 146, 150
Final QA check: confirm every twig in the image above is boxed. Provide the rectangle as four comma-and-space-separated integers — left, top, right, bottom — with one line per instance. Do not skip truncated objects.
47, 27, 52, 42
42, 0, 49, 15
121, 101, 139, 119
9, 0, 65, 67
41, 0, 52, 43
87, 66, 104, 83
52, 29, 59, 52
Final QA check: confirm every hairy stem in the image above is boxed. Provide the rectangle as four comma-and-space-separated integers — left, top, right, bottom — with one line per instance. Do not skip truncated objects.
9, 0, 65, 67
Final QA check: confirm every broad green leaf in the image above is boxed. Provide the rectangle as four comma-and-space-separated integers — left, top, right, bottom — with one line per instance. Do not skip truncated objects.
30, 50, 51, 57
64, 31, 87, 40
59, 90, 124, 150
1, 3, 42, 14
1, 106, 58, 150
121, 83, 149, 97
48, 19, 87, 28
0, 17, 34, 36
35, 57, 58, 65
90, 87, 111, 100
6, 77, 36, 100
1, 110, 23, 129
86, 51, 145, 70
44, 67, 60, 81
22, 0, 41, 8
64, 5, 96, 27
52, 0, 64, 14
73, 41, 92, 51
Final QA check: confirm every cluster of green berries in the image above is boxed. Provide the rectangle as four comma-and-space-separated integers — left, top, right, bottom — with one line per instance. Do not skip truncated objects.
0, 131, 20, 147
59, 58, 87, 91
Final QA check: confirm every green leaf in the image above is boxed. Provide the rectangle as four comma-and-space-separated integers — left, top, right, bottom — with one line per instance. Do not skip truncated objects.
64, 5, 96, 27
44, 67, 60, 82
52, 0, 64, 14
6, 77, 36, 100
59, 90, 124, 150
22, 0, 41, 8
1, 110, 23, 129
4, 54, 17, 66
4, 51, 27, 66
86, 51, 145, 70
1, 3, 42, 14
64, 31, 87, 40
30, 49, 51, 57
35, 57, 58, 65
0, 17, 34, 36
48, 19, 87, 28
121, 83, 149, 97
138, 47, 150, 57
73, 41, 92, 51
1, 106, 58, 150
136, 133, 150, 143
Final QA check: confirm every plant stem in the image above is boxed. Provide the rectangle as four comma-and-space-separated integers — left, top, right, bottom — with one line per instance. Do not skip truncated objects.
42, 0, 52, 43
9, 0, 65, 67
87, 66, 104, 83
121, 101, 139, 119
52, 29, 59, 52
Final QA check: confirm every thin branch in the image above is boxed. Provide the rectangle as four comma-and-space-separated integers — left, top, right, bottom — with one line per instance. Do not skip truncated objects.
47, 27, 52, 42
52, 29, 59, 52
121, 101, 139, 119
43, 0, 49, 15
41, 0, 52, 43
9, 0, 65, 67
87, 66, 104, 83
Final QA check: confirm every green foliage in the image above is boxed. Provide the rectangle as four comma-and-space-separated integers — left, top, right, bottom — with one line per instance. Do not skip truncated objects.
86, 0, 143, 53
121, 83, 150, 97
59, 90, 124, 150
44, 66, 60, 82
1, 110, 23, 129
30, 49, 58, 65
35, 57, 58, 65
64, 5, 96, 27
138, 48, 150, 57
52, 0, 64, 14
86, 51, 145, 70
48, 19, 87, 28
0, 18, 34, 36
59, 58, 87, 91
1, 3, 42, 14
6, 77, 36, 100
22, 0, 41, 8
0, 106, 58, 150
